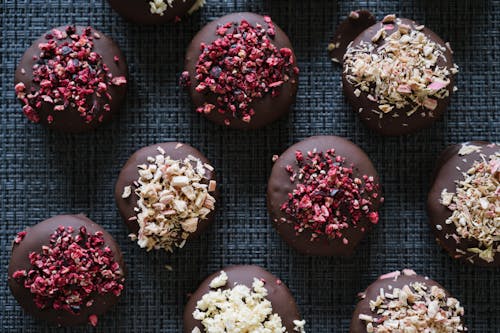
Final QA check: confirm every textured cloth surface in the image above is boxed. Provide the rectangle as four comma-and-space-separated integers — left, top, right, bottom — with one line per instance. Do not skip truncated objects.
1, 0, 499, 332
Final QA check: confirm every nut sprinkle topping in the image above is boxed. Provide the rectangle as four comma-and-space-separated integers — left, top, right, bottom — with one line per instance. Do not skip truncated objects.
192, 271, 306, 333
440, 145, 500, 263
127, 147, 216, 252
359, 280, 466, 333
344, 16, 458, 117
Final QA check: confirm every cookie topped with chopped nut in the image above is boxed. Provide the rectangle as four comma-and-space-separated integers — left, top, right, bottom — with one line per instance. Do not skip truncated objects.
108, 0, 205, 25
183, 265, 306, 333
428, 141, 499, 267
350, 270, 467, 333
342, 15, 458, 136
115, 142, 217, 253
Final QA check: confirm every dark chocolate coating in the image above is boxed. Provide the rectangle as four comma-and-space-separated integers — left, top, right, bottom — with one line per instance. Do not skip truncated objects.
329, 10, 376, 64
267, 136, 382, 256
108, 0, 197, 25
427, 141, 499, 267
184, 12, 298, 130
8, 215, 125, 326
183, 265, 303, 333
14, 26, 128, 133
115, 142, 217, 242
342, 18, 455, 136
350, 272, 463, 333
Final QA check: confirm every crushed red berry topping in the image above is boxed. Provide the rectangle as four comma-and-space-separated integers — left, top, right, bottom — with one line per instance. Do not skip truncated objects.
88, 314, 98, 327
12, 225, 124, 322
14, 231, 27, 244
280, 149, 382, 243
15, 26, 127, 125
181, 16, 299, 126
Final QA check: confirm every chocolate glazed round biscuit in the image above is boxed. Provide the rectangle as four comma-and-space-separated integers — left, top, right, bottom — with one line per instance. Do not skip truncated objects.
8, 215, 125, 326
183, 12, 299, 129
342, 18, 455, 136
427, 141, 499, 267
115, 142, 217, 240
267, 136, 382, 256
14, 26, 128, 133
183, 265, 303, 333
108, 0, 198, 24
350, 271, 465, 333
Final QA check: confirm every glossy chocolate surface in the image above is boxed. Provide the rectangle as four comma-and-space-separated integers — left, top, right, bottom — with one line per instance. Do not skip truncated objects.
8, 215, 125, 326
14, 26, 128, 133
184, 12, 298, 129
267, 136, 382, 256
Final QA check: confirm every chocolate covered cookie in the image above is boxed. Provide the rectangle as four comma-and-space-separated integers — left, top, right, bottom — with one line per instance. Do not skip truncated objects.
427, 141, 499, 267
351, 270, 467, 333
14, 26, 128, 133
108, 0, 205, 25
181, 12, 299, 129
342, 15, 458, 135
267, 136, 383, 256
115, 142, 217, 252
184, 265, 306, 333
8, 215, 125, 327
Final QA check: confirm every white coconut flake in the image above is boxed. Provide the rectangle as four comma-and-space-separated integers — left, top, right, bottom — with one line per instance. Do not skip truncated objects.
209, 271, 228, 289
194, 272, 306, 332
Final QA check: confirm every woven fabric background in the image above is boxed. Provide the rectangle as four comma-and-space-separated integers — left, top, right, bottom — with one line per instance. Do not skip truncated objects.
1, 0, 499, 332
